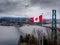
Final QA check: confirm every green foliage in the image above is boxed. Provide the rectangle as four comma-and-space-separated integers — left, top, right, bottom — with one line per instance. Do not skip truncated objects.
18, 34, 59, 45
43, 36, 55, 45
29, 35, 35, 44
24, 34, 30, 43
18, 34, 37, 45
23, 43, 28, 45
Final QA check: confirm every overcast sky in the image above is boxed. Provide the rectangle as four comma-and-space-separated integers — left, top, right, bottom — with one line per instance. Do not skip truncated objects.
0, 0, 60, 19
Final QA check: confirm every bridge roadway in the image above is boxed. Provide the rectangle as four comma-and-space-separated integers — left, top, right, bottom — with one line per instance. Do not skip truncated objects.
43, 26, 60, 32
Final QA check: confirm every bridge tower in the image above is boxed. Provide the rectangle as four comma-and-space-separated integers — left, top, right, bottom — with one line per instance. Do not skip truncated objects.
52, 10, 57, 45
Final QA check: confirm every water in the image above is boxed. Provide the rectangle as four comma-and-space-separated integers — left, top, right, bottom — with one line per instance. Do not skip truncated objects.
0, 26, 24, 45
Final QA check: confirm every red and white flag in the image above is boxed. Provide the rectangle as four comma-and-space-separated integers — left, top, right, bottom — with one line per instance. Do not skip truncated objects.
30, 15, 42, 23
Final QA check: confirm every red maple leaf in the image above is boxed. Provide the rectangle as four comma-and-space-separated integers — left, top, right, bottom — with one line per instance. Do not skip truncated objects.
35, 18, 38, 21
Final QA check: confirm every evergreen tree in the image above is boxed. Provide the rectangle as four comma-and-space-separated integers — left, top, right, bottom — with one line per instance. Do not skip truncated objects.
29, 35, 36, 44
18, 35, 24, 45
19, 35, 24, 43
24, 34, 30, 43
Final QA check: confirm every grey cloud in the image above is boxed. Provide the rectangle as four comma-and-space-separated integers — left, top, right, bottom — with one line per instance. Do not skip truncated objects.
0, 0, 60, 18
30, 0, 60, 8
0, 0, 17, 13
31, 0, 52, 4
0, 3, 16, 12
0, 0, 59, 13
0, 0, 28, 13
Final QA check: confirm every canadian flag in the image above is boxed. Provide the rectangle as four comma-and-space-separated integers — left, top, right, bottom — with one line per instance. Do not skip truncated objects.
30, 15, 42, 23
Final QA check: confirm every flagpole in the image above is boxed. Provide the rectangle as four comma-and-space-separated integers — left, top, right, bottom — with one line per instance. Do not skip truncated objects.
42, 13, 43, 45
42, 13, 43, 26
